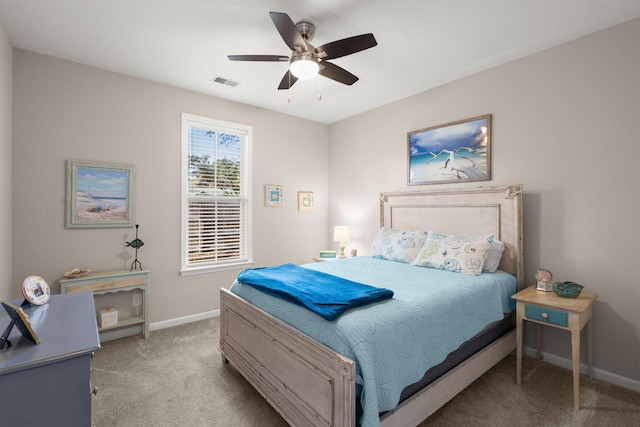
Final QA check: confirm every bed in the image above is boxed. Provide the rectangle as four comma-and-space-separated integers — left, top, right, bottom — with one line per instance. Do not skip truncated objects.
220, 185, 524, 427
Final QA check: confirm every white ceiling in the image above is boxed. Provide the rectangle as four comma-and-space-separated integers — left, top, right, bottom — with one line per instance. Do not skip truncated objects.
1, 0, 640, 124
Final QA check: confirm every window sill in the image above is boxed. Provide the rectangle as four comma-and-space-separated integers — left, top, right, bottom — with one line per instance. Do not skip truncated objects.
179, 260, 254, 276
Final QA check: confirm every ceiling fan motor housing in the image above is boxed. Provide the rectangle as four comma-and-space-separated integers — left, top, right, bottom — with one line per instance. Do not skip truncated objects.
296, 21, 315, 41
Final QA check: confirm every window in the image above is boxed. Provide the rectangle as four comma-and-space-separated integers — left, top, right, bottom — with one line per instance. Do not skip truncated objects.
181, 113, 252, 274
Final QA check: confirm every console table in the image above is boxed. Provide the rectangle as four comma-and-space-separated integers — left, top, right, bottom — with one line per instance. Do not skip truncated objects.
60, 270, 150, 341
0, 292, 100, 426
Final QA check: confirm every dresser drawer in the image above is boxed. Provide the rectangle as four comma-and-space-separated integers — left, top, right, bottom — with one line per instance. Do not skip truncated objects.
525, 304, 568, 327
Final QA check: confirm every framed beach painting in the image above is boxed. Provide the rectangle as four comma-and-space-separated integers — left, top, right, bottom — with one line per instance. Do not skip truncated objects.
66, 160, 135, 228
408, 114, 491, 185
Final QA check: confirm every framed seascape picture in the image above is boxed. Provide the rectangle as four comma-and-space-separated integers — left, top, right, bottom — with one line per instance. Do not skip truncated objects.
408, 114, 491, 185
66, 160, 135, 228
265, 184, 283, 207
298, 191, 314, 212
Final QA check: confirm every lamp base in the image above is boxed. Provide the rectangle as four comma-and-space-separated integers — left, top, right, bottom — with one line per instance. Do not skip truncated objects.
338, 244, 346, 258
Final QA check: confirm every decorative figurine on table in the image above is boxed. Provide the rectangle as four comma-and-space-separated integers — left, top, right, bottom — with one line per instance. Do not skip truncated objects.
126, 224, 144, 271
535, 269, 553, 292
553, 281, 584, 298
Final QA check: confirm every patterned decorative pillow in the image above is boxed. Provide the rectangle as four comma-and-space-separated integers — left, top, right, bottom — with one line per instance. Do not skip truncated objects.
370, 228, 429, 264
412, 232, 494, 275
483, 239, 505, 272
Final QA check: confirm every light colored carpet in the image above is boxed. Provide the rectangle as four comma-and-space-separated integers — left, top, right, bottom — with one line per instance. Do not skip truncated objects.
91, 317, 639, 426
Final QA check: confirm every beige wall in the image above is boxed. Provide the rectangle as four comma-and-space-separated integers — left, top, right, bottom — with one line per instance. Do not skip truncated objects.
9, 18, 639, 388
12, 50, 329, 321
329, 19, 640, 385
0, 21, 12, 300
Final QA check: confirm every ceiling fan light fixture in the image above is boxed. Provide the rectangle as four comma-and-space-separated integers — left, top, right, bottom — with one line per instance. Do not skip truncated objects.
290, 54, 319, 80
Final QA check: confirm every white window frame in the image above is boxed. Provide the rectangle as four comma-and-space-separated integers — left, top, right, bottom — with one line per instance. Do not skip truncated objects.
180, 113, 253, 275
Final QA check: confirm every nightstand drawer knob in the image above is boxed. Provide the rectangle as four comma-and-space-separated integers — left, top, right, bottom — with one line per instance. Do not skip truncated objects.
541, 312, 549, 319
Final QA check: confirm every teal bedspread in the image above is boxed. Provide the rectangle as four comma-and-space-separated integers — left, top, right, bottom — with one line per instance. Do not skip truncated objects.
230, 257, 516, 427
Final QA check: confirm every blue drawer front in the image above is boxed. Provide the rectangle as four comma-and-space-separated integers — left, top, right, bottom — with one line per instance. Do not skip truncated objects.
525, 304, 568, 327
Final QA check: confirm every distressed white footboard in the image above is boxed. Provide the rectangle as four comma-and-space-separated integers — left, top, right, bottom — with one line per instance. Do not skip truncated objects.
220, 288, 356, 427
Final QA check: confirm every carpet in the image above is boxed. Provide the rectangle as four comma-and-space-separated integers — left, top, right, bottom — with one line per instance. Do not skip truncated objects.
90, 317, 639, 426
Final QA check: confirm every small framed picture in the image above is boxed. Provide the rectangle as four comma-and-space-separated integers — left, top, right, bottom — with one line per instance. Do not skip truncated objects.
298, 191, 314, 212
265, 184, 283, 207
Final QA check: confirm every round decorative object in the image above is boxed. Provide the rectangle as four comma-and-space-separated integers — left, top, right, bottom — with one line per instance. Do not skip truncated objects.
553, 281, 584, 298
535, 269, 553, 291
21, 275, 51, 305
535, 269, 553, 282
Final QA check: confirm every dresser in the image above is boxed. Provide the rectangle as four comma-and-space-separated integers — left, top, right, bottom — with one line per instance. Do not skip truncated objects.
0, 292, 100, 426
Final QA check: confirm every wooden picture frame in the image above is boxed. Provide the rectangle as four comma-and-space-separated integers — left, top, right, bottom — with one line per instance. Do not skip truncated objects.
1, 301, 40, 345
66, 160, 135, 228
298, 191, 314, 212
408, 114, 491, 185
265, 184, 283, 207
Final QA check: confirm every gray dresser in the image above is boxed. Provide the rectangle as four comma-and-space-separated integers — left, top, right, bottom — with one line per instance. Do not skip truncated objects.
0, 292, 100, 426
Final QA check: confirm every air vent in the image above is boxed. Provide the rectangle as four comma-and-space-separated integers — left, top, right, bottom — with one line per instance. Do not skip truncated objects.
212, 76, 240, 87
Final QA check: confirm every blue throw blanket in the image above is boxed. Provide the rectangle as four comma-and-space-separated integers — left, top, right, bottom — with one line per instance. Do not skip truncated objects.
237, 263, 394, 320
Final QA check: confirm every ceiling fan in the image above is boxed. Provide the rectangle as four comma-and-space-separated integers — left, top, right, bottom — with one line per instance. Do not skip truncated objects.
228, 12, 377, 90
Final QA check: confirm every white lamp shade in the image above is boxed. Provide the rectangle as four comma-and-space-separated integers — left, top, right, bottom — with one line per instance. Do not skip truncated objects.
290, 56, 319, 80
333, 226, 350, 242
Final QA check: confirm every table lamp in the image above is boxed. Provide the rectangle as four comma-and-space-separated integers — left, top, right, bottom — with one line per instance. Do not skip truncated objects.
333, 226, 350, 258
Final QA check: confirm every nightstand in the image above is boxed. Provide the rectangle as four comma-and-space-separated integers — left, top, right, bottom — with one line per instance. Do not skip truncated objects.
512, 286, 597, 409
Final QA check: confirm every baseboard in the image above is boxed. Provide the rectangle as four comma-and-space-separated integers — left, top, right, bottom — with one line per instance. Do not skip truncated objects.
523, 345, 640, 392
149, 309, 220, 332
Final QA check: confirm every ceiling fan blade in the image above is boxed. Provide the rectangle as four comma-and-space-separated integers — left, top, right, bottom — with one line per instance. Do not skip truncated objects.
277, 70, 299, 90
228, 55, 289, 62
270, 12, 308, 52
315, 33, 377, 60
318, 61, 359, 85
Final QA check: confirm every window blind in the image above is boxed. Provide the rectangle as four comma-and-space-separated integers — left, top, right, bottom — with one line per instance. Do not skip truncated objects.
181, 114, 252, 273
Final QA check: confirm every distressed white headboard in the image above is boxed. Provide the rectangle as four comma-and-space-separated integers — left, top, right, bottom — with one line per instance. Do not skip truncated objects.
380, 185, 524, 289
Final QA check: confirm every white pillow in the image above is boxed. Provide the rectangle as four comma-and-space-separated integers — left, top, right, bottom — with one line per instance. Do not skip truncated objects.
370, 228, 429, 264
483, 239, 505, 272
412, 232, 494, 276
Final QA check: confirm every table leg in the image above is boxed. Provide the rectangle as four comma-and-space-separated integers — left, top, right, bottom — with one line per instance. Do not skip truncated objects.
587, 320, 594, 379
516, 309, 523, 385
571, 327, 581, 409
536, 323, 542, 361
